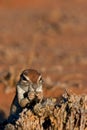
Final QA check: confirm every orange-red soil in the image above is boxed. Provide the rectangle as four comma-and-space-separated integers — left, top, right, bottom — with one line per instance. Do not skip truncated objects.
0, 0, 87, 122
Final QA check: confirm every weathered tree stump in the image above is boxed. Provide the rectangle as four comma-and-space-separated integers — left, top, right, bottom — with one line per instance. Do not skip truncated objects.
2, 91, 87, 130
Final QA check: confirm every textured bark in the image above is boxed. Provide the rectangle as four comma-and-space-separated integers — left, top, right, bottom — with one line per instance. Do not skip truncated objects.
3, 91, 87, 130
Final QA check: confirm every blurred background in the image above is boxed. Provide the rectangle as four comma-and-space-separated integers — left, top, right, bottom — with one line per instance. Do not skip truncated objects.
0, 0, 87, 122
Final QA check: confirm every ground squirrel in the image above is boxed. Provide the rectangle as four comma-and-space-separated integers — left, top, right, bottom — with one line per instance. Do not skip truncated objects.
10, 69, 43, 116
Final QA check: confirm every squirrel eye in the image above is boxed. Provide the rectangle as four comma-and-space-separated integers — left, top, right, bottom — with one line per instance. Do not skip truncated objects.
39, 77, 43, 83
21, 74, 27, 81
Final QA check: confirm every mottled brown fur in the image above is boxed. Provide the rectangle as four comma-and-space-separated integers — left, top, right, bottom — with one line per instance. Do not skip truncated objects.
10, 69, 43, 116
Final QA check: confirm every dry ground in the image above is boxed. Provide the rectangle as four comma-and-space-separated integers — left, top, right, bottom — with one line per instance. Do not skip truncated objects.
0, 0, 87, 123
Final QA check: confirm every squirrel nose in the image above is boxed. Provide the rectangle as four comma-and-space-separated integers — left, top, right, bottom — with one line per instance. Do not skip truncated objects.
33, 84, 38, 89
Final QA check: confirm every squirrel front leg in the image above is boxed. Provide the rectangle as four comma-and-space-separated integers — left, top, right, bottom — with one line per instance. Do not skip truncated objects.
19, 98, 29, 108
17, 86, 30, 108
